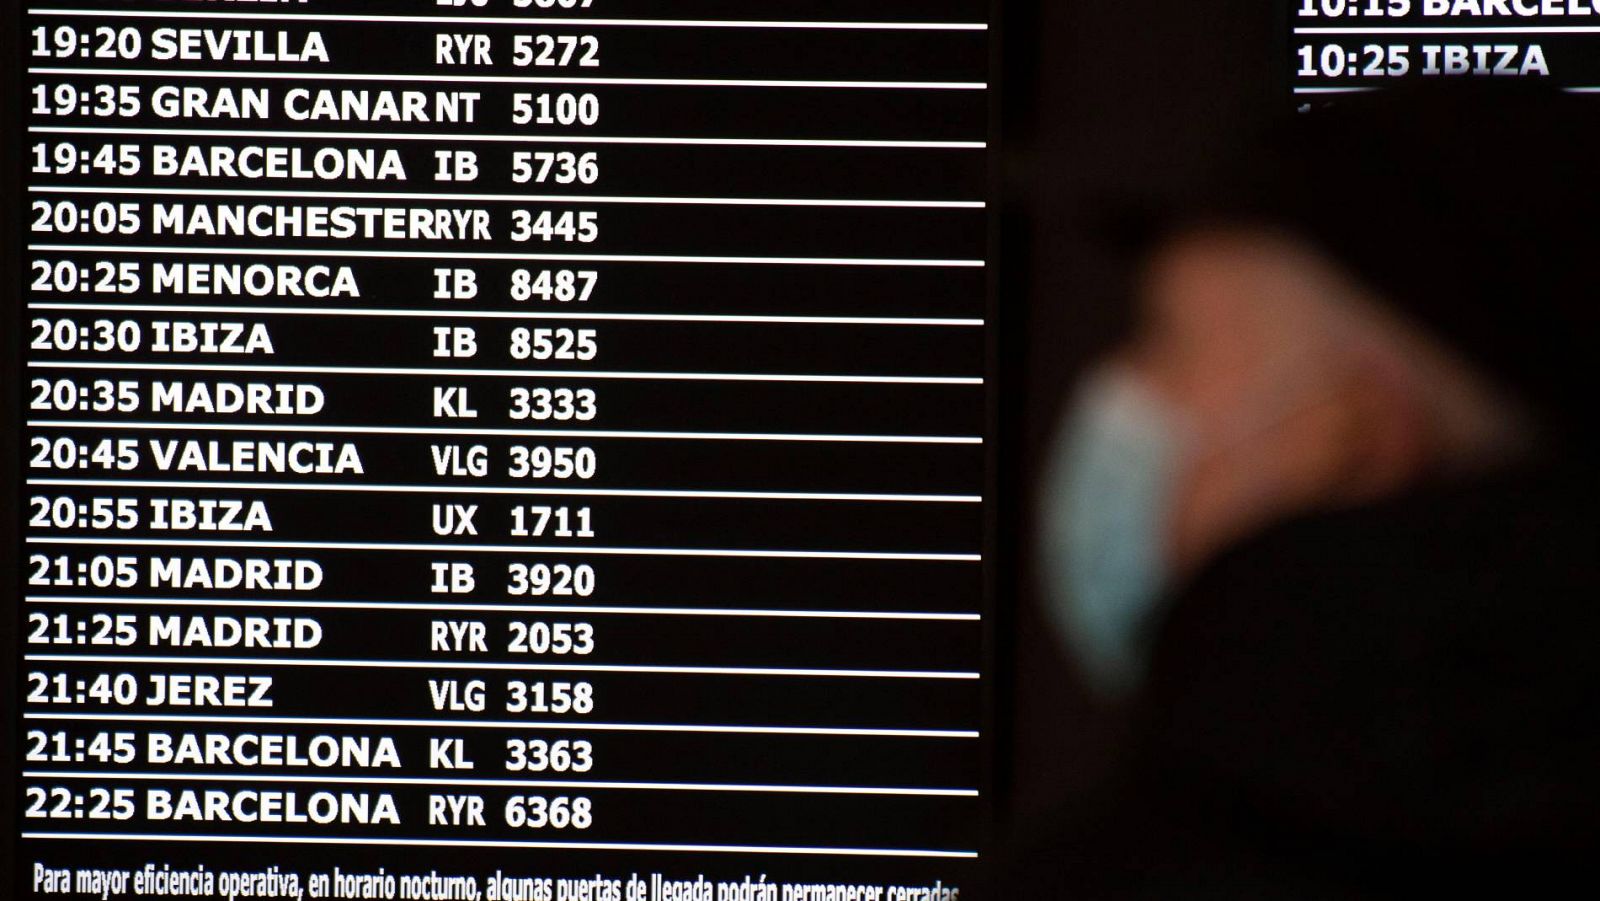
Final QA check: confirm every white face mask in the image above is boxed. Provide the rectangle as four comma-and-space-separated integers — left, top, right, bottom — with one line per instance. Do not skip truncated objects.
1040, 368, 1193, 697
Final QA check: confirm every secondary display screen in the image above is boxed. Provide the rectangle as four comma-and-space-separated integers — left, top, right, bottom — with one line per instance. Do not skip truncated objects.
1290, 1, 1600, 98
9, 2, 994, 899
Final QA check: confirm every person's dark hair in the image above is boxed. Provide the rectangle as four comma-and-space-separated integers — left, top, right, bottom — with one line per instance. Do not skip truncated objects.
1189, 84, 1596, 452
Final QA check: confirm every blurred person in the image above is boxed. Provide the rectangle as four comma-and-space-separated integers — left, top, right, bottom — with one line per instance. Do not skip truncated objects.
1017, 85, 1599, 895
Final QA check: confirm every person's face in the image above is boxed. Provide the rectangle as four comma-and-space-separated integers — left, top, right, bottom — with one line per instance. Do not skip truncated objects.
1123, 229, 1361, 445
1101, 228, 1432, 572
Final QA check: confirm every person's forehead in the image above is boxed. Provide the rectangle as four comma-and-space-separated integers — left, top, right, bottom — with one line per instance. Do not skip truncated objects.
1141, 227, 1357, 323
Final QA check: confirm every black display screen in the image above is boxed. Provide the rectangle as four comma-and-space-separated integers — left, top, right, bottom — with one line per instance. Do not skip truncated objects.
7, 3, 996, 898
1290, 0, 1600, 100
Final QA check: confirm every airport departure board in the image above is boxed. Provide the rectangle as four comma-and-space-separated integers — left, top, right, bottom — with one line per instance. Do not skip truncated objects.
9, 3, 995, 899
1292, 0, 1600, 97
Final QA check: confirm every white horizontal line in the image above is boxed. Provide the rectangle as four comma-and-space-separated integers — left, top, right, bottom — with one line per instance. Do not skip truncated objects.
29, 8, 989, 32
30, 125, 987, 150
25, 771, 977, 798
26, 596, 982, 622
21, 832, 978, 859
25, 536, 982, 562
1295, 85, 1600, 97
27, 479, 981, 504
29, 243, 986, 268
28, 302, 984, 327
25, 712, 980, 739
25, 653, 977, 680
30, 66, 985, 91
32, 185, 985, 210
28, 360, 982, 385
1296, 26, 1600, 35
26, 418, 981, 446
